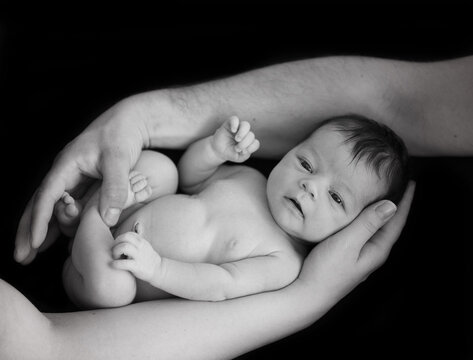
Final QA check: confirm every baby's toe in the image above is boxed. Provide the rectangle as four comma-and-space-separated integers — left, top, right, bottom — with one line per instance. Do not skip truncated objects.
65, 202, 80, 218
135, 185, 152, 203
131, 177, 148, 193
62, 192, 75, 205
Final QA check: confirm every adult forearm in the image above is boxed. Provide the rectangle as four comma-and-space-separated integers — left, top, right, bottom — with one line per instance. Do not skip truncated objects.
48, 280, 327, 360
135, 55, 473, 158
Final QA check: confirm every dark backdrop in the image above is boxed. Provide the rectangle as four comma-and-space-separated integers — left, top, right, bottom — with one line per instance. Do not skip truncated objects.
1, 4, 472, 359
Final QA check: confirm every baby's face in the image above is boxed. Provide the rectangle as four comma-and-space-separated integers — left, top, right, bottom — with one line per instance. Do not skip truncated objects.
267, 125, 388, 243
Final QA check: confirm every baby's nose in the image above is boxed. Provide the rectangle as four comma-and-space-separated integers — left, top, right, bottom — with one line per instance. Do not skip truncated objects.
300, 181, 316, 200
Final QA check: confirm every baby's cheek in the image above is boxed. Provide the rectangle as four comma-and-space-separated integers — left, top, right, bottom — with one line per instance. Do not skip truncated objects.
310, 215, 345, 242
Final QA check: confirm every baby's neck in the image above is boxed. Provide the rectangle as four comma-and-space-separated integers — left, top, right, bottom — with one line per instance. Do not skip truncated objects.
285, 234, 312, 257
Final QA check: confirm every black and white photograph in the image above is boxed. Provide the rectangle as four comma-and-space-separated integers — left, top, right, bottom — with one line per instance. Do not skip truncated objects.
0, 4, 472, 359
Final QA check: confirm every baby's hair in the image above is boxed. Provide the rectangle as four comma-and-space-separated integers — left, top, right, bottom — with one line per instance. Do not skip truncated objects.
314, 114, 409, 204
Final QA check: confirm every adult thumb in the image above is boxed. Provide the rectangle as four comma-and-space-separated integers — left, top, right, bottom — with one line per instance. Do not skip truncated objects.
344, 200, 397, 251
100, 152, 131, 226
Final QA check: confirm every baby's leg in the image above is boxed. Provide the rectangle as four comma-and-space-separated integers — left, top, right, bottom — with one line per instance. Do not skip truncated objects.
63, 151, 177, 308
54, 182, 99, 238
63, 192, 137, 309
116, 150, 179, 224
55, 150, 177, 235
54, 192, 83, 237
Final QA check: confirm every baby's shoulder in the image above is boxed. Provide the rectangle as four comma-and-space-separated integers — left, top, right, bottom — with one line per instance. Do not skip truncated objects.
210, 165, 266, 188
219, 164, 265, 180
261, 238, 306, 286
260, 231, 306, 272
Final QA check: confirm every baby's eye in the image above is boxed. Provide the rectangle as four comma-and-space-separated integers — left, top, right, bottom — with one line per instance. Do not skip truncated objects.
299, 158, 312, 172
329, 191, 343, 206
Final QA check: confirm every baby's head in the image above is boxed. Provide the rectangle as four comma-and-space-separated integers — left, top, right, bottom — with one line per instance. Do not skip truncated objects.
266, 115, 409, 244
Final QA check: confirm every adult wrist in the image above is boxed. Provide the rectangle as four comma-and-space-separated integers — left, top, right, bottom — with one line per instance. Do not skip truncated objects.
123, 86, 221, 150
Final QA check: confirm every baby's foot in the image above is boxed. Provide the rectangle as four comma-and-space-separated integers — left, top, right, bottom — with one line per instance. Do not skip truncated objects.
125, 171, 152, 208
54, 192, 82, 237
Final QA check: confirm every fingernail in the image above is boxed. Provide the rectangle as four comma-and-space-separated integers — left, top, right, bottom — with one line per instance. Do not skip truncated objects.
14, 247, 23, 262
376, 201, 397, 220
104, 208, 120, 226
14, 244, 29, 262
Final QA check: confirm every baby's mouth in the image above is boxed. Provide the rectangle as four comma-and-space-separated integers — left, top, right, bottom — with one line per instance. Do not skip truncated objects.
286, 197, 304, 218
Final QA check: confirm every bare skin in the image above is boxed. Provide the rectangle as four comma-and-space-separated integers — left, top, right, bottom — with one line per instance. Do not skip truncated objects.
2, 182, 415, 360
8, 55, 472, 359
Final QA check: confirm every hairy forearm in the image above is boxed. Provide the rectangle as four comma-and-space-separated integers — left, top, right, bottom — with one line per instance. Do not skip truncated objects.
134, 55, 473, 158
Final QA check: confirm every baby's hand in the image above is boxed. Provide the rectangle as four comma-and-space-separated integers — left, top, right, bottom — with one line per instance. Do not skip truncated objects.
211, 116, 260, 163
111, 222, 161, 283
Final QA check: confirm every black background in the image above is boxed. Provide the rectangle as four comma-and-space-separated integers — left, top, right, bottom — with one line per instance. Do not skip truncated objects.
0, 3, 472, 359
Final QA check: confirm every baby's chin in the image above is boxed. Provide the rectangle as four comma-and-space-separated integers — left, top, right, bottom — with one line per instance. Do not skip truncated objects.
272, 213, 329, 244
284, 227, 328, 246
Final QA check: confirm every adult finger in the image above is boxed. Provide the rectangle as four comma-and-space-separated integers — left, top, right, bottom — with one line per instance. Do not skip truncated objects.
99, 150, 131, 226
337, 200, 398, 254
39, 220, 62, 253
14, 198, 34, 263
360, 181, 416, 265
24, 166, 69, 251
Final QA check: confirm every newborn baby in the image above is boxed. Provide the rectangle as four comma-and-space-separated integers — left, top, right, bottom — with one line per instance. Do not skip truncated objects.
56, 115, 408, 308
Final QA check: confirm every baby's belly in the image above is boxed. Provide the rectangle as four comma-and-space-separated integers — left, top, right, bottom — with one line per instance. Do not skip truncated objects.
115, 194, 215, 263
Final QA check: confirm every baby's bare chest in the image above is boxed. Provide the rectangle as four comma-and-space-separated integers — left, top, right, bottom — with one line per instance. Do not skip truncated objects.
117, 176, 284, 264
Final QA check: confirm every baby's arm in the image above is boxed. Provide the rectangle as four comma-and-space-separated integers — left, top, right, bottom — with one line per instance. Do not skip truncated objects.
111, 230, 300, 301
178, 116, 260, 193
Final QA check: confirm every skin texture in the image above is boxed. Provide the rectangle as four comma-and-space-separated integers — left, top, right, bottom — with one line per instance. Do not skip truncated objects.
4, 25, 472, 359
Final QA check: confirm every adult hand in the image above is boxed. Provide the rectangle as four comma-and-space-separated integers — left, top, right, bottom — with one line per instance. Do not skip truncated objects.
297, 181, 416, 305
14, 99, 149, 264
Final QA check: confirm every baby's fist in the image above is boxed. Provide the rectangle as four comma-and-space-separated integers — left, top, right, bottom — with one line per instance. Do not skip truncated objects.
212, 116, 260, 163
111, 225, 161, 283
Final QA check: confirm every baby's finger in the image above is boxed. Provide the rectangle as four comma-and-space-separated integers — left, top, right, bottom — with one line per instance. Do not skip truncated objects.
246, 139, 260, 154
112, 242, 138, 260
235, 121, 251, 142
111, 259, 138, 272
229, 115, 240, 133
235, 132, 255, 152
115, 231, 141, 246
